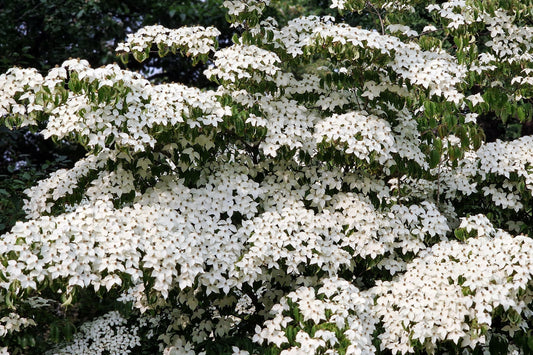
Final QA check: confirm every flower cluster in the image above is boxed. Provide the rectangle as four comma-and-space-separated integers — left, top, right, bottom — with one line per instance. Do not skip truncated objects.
256, 96, 317, 156
429, 1, 533, 67
272, 16, 335, 57
205, 44, 280, 83
254, 278, 377, 354
315, 110, 396, 165
2, 59, 232, 158
23, 149, 114, 218
374, 219, 533, 353
0, 313, 35, 338
427, 1, 481, 30
1, 159, 262, 300
222, 0, 270, 17
330, 0, 414, 13
477, 136, 533, 190
48, 311, 141, 354
116, 25, 220, 61
0, 68, 45, 125
310, 22, 466, 103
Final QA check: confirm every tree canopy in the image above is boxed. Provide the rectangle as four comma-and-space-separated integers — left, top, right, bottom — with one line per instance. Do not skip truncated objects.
1, 0, 533, 354
0, 0, 232, 236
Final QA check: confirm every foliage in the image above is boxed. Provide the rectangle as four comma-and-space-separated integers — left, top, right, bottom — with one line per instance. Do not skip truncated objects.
1, 0, 533, 354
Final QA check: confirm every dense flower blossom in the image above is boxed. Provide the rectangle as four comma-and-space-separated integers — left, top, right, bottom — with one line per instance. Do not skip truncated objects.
116, 25, 220, 60
48, 312, 141, 354
315, 110, 396, 165
205, 44, 281, 83
375, 221, 533, 353
0, 0, 533, 353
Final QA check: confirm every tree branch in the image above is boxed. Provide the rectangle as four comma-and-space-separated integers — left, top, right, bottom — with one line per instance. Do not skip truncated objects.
366, 1, 385, 35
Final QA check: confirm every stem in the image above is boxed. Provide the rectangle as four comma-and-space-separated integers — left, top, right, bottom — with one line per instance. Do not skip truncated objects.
436, 162, 441, 206
397, 172, 402, 205
354, 89, 363, 110
366, 1, 385, 35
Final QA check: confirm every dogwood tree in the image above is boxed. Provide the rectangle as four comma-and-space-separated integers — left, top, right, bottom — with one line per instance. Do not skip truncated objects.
1, 0, 533, 353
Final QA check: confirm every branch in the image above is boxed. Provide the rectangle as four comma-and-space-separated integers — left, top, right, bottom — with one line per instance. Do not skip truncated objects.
366, 1, 385, 35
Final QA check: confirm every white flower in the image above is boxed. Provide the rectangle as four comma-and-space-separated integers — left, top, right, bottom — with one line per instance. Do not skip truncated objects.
466, 93, 484, 106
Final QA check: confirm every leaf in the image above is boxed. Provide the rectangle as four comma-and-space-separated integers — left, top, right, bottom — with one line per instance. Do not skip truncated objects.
285, 325, 295, 343
133, 49, 149, 63
456, 125, 469, 148
434, 138, 443, 152
68, 78, 81, 93
235, 116, 245, 136
49, 322, 61, 343
157, 42, 169, 57
267, 30, 274, 42
5, 291, 15, 309
429, 149, 440, 168
517, 106, 526, 122
61, 291, 73, 307
454, 229, 466, 241
423, 101, 435, 117
63, 321, 76, 341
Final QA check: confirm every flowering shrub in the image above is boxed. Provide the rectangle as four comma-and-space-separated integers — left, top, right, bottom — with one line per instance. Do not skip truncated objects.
1, 0, 533, 354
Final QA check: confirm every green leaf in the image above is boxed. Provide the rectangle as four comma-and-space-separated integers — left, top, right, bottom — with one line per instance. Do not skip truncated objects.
63, 321, 76, 341
517, 106, 526, 122
429, 149, 440, 169
61, 291, 74, 307
434, 138, 443, 152
267, 30, 274, 42
5, 291, 15, 309
285, 325, 296, 343
424, 101, 435, 117
157, 42, 169, 57
472, 132, 482, 150
235, 116, 245, 136
133, 49, 149, 63
49, 322, 61, 343
454, 229, 466, 241
68, 78, 81, 93
457, 125, 469, 148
